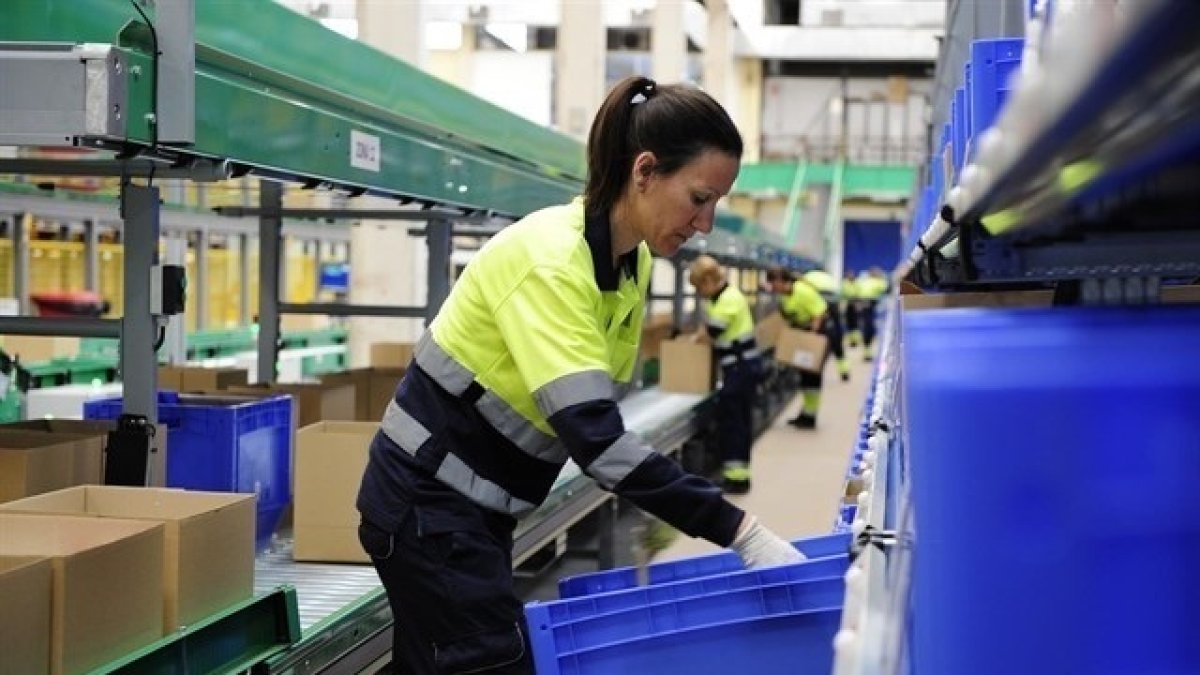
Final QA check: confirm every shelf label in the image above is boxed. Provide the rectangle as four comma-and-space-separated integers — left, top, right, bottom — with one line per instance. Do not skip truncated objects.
350, 130, 381, 172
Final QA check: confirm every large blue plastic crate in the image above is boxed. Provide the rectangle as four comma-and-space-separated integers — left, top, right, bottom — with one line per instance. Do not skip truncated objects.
529, 573, 843, 675
84, 391, 294, 550
968, 38, 1023, 138
904, 305, 1200, 675
557, 532, 849, 599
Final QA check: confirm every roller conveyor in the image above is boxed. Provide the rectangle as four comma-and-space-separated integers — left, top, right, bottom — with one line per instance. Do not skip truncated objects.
254, 386, 711, 674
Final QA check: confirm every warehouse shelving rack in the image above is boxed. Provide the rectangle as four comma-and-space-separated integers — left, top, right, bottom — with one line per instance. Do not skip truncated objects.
840, 2, 1200, 673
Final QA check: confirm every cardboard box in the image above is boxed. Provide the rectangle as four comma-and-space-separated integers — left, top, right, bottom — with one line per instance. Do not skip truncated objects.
901, 289, 1055, 311
754, 313, 786, 350
658, 338, 713, 395
774, 328, 829, 375
179, 367, 249, 393
1, 419, 170, 488
0, 486, 254, 632
0, 336, 79, 363
293, 421, 379, 562
639, 313, 676, 360
0, 556, 52, 675
157, 366, 187, 391
369, 342, 415, 368
226, 382, 356, 428
322, 368, 406, 421
0, 421, 111, 488
0, 513, 164, 675
0, 433, 103, 504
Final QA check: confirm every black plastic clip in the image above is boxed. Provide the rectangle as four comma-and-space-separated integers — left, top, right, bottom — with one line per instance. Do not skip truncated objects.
865, 418, 892, 438
939, 203, 956, 225
849, 525, 898, 563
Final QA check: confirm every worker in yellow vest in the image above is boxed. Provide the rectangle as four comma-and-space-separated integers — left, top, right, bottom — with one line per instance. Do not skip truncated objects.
842, 270, 861, 348
802, 268, 850, 382
690, 255, 760, 494
856, 267, 890, 361
356, 76, 803, 674
765, 267, 828, 429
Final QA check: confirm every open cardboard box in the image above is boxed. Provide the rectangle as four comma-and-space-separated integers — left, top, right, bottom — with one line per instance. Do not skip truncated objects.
369, 342, 416, 369
293, 421, 380, 563
0, 556, 52, 675
225, 382, 356, 428
0, 513, 164, 675
0, 485, 255, 632
0, 419, 170, 489
0, 432, 103, 503
321, 368, 406, 422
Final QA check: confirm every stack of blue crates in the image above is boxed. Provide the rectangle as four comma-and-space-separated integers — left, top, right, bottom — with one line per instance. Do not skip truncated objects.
84, 391, 294, 552
530, 534, 852, 675
903, 305, 1200, 675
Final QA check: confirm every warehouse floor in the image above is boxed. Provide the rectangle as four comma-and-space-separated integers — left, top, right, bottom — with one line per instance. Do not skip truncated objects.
655, 354, 873, 562
515, 351, 873, 602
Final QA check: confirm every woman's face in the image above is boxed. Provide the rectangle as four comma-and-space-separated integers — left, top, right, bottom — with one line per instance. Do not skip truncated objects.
632, 150, 740, 257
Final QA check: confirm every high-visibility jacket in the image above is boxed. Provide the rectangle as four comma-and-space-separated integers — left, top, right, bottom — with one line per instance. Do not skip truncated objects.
781, 279, 828, 328
802, 270, 840, 304
357, 199, 745, 547
841, 278, 859, 302
856, 274, 889, 300
703, 283, 758, 368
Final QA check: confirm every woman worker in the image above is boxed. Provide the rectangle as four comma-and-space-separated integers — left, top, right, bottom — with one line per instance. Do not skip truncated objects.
689, 255, 760, 494
356, 76, 804, 674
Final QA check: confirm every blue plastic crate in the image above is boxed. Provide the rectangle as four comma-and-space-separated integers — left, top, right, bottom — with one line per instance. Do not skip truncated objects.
529, 575, 843, 673
557, 532, 849, 599
84, 391, 294, 550
544, 609, 841, 675
905, 306, 1200, 675
968, 38, 1023, 138
530, 573, 843, 675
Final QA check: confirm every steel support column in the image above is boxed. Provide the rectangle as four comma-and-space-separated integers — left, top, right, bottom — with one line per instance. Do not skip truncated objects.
257, 181, 283, 384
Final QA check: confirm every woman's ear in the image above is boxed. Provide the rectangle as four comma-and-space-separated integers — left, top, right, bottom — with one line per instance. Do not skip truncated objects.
631, 151, 657, 191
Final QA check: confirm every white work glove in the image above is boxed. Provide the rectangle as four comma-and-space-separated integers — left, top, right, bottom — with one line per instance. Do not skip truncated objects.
730, 516, 806, 569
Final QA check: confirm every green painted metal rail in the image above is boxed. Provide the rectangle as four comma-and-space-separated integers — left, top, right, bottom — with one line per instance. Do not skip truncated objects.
2, 0, 583, 217
89, 586, 301, 675
734, 162, 917, 202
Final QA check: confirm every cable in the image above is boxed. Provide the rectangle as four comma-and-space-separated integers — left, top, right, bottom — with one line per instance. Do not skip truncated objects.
129, 0, 160, 152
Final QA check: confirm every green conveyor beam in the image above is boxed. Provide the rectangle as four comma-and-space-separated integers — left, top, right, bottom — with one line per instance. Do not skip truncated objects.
2, 0, 584, 217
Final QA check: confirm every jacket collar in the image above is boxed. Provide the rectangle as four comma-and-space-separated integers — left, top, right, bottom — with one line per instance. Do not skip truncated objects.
584, 208, 639, 291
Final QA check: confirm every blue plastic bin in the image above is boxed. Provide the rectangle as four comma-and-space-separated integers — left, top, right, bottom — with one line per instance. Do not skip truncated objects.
904, 306, 1200, 675
951, 87, 968, 173
968, 38, 1023, 138
529, 573, 843, 675
85, 391, 294, 550
557, 532, 849, 599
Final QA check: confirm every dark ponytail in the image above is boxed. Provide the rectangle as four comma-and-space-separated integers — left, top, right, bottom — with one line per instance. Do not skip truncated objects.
584, 76, 743, 223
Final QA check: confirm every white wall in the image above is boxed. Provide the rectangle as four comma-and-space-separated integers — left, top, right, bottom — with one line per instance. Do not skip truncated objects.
471, 52, 554, 126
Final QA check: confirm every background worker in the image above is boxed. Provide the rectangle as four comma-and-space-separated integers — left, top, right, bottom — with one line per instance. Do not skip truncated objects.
765, 267, 829, 429
802, 268, 850, 382
690, 255, 760, 494
842, 270, 861, 348
856, 267, 890, 361
356, 76, 803, 674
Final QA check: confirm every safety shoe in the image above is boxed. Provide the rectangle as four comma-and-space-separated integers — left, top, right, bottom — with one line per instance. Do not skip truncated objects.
789, 413, 817, 429
721, 477, 751, 495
